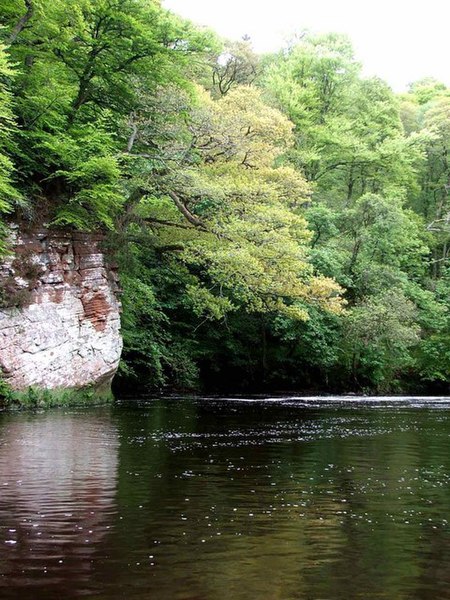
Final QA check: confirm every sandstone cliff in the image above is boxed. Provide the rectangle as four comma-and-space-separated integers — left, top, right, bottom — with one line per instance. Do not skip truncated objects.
0, 226, 122, 393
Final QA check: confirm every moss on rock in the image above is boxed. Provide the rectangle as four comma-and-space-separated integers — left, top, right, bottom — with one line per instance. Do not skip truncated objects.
0, 380, 114, 410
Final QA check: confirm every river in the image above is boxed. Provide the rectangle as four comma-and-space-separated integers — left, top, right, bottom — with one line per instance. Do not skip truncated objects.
1, 396, 450, 599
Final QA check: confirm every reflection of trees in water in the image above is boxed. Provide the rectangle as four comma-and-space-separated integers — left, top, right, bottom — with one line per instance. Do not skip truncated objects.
1, 402, 450, 599
107, 402, 450, 600
0, 411, 119, 599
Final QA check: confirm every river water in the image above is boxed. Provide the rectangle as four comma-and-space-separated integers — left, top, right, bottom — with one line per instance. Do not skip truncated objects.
1, 396, 450, 599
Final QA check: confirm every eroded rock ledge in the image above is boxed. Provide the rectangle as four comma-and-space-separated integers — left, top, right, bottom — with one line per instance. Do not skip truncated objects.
0, 226, 123, 393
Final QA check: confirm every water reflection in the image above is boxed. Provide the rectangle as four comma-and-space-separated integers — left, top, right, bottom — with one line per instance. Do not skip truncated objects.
0, 409, 119, 599
1, 398, 450, 599
104, 399, 450, 600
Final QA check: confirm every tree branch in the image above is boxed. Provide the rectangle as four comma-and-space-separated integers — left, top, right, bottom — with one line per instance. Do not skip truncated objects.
8, 0, 34, 44
126, 121, 139, 153
143, 217, 199, 231
167, 190, 207, 229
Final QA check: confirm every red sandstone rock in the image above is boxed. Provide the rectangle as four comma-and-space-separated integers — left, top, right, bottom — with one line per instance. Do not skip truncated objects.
0, 228, 123, 392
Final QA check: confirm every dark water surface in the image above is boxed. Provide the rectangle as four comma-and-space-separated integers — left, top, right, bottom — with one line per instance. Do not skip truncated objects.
1, 396, 450, 599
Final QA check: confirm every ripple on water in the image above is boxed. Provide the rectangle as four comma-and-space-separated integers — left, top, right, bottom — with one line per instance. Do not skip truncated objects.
0, 397, 450, 599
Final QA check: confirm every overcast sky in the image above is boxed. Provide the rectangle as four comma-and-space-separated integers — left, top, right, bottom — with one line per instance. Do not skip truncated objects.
163, 0, 450, 92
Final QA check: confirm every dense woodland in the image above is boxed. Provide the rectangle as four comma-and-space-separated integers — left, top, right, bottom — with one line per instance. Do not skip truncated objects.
0, 0, 449, 393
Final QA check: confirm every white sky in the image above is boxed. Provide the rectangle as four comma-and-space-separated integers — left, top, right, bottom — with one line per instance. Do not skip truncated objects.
163, 0, 450, 92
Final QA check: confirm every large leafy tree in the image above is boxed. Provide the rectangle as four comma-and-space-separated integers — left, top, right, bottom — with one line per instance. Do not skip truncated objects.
122, 84, 343, 321
262, 33, 421, 201
1, 0, 215, 228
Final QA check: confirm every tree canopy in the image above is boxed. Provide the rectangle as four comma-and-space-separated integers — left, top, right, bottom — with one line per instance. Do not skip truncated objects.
0, 5, 448, 393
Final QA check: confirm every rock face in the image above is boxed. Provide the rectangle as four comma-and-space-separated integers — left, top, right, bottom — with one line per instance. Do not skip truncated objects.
0, 227, 122, 392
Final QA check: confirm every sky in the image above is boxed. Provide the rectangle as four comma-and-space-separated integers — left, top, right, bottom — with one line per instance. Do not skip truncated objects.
163, 0, 450, 92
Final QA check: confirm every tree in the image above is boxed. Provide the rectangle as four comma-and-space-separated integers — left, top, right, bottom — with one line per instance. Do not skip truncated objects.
123, 84, 343, 321
0, 43, 20, 251
341, 291, 420, 391
0, 44, 15, 199
262, 34, 422, 204
210, 37, 258, 97
1, 0, 215, 228
405, 91, 450, 278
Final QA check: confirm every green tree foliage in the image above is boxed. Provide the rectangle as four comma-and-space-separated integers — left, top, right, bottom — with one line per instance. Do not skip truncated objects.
0, 3, 448, 392
0, 44, 17, 208
263, 33, 422, 201
0, 43, 20, 251
129, 84, 342, 320
254, 33, 449, 392
1, 0, 215, 228
209, 37, 259, 97
340, 291, 420, 391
